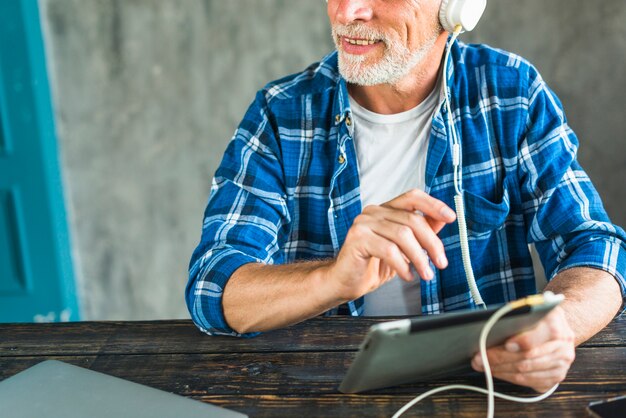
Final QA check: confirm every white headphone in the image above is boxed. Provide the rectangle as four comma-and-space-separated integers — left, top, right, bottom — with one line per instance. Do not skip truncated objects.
439, 0, 487, 33
440, 0, 488, 309
325, 1, 487, 34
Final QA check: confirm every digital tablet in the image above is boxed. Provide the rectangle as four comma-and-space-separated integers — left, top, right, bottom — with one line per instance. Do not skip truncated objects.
339, 294, 562, 393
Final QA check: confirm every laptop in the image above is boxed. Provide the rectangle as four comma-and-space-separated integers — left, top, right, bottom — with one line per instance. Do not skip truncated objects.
0, 360, 247, 418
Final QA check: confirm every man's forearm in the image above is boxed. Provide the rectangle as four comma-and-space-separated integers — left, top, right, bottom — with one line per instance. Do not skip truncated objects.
545, 267, 622, 346
220, 189, 458, 335
222, 260, 346, 334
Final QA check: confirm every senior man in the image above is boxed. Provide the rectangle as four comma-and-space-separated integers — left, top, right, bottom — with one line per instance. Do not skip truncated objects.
186, 0, 625, 393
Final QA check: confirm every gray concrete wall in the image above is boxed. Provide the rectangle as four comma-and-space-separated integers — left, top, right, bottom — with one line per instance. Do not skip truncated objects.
39, 0, 625, 320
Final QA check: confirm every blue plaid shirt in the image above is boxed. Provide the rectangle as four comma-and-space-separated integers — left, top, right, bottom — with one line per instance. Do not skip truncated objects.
186, 42, 626, 337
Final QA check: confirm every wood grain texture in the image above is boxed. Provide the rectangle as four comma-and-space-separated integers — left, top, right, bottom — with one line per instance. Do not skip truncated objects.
1, 349, 625, 394
0, 317, 380, 356
191, 392, 626, 418
0, 315, 625, 417
0, 315, 624, 356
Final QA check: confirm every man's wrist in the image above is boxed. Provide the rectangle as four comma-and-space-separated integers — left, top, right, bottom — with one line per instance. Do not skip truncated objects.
313, 261, 351, 309
545, 267, 622, 346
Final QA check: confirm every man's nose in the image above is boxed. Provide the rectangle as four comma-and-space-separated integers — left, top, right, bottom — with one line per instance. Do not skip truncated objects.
333, 0, 374, 25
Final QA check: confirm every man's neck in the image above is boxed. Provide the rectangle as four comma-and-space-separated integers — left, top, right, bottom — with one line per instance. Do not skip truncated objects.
347, 34, 448, 115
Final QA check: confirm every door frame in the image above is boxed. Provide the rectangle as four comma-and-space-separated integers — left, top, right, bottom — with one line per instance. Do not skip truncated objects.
0, 0, 79, 322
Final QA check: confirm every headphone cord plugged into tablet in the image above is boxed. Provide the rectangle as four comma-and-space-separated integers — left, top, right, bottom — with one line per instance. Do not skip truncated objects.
391, 294, 560, 418
443, 25, 487, 310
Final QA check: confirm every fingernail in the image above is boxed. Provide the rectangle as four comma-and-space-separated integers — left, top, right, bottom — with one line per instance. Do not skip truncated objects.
423, 267, 434, 280
506, 342, 520, 352
440, 206, 456, 220
437, 255, 448, 269
474, 355, 483, 368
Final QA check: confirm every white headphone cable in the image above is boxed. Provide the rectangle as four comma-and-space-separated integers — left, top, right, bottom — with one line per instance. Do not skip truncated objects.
442, 25, 486, 309
391, 298, 559, 418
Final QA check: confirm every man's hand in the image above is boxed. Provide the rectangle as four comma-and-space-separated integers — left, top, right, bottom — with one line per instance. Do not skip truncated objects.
326, 189, 457, 302
471, 305, 576, 392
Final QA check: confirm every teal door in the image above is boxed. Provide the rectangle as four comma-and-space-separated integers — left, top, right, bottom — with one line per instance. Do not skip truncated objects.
0, 0, 79, 322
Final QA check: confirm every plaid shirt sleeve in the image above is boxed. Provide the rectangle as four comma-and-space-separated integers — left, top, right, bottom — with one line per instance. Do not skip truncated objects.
520, 67, 626, 312
186, 91, 290, 337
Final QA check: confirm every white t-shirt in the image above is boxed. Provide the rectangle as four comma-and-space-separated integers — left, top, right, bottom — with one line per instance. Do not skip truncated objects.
350, 85, 441, 316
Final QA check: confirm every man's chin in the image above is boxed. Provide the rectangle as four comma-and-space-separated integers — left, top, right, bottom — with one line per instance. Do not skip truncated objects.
338, 57, 377, 85
338, 62, 400, 87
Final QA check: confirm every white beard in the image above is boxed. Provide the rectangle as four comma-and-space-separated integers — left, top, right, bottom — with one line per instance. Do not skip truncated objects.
332, 24, 440, 86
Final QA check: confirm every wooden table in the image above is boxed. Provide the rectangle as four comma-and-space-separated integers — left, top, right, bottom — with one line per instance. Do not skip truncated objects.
1, 316, 625, 417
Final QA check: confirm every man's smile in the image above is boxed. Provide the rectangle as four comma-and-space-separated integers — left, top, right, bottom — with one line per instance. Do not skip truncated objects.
341, 36, 383, 54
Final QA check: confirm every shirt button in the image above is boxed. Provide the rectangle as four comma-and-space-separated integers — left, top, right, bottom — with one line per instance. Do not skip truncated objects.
346, 116, 352, 126
335, 114, 341, 123
338, 154, 346, 164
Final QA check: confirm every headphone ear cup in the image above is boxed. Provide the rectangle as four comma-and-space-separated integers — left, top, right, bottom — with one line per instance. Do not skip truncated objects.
439, 0, 487, 33
439, 0, 456, 33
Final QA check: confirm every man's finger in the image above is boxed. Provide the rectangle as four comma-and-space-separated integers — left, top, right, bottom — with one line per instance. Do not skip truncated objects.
373, 207, 448, 270
505, 320, 552, 352
478, 341, 570, 374
505, 307, 572, 352
371, 223, 434, 280
383, 189, 456, 223
425, 217, 448, 235
471, 345, 522, 371
359, 229, 412, 282
495, 366, 569, 393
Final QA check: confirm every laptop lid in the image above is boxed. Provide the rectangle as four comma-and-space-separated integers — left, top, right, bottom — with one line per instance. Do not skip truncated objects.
0, 360, 247, 418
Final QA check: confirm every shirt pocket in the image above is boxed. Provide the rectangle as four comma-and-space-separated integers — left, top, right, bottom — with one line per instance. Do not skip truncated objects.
462, 188, 510, 236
